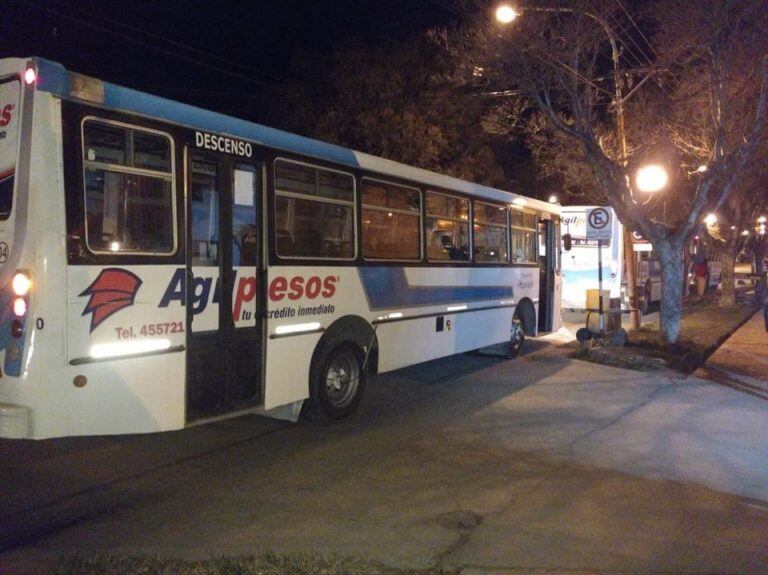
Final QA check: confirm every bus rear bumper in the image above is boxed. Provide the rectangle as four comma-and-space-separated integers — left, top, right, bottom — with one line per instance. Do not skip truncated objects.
0, 402, 30, 439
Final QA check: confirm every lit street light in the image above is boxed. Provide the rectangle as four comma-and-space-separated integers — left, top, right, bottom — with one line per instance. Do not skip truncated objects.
495, 4, 518, 23
635, 165, 669, 193
548, 195, 559, 204
704, 213, 717, 226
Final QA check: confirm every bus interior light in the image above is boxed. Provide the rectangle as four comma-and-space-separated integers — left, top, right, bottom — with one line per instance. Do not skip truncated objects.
13, 298, 27, 317
12, 272, 32, 296
24, 67, 37, 85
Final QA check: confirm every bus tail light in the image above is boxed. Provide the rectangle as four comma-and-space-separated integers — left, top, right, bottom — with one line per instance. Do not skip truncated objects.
13, 272, 31, 296
13, 297, 27, 317
24, 67, 37, 85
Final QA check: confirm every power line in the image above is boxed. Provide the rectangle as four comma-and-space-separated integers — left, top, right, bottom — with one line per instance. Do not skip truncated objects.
47, 0, 295, 89
22, 0, 309, 98
615, 0, 658, 61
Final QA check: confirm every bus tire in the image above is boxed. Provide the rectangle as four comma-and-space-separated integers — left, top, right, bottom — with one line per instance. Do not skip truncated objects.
507, 317, 525, 359
302, 341, 366, 423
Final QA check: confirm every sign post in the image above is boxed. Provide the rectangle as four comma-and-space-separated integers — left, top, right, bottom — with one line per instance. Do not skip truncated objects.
586, 207, 613, 335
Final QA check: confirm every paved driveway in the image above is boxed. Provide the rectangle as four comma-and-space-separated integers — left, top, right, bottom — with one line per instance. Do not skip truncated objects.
1, 343, 767, 574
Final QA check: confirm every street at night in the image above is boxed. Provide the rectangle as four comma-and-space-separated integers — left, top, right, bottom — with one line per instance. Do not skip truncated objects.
1, 1, 768, 573
2, 338, 768, 574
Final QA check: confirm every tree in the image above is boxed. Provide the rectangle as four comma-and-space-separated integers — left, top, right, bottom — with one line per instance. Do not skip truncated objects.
701, 164, 768, 307
258, 37, 507, 188
461, 0, 768, 342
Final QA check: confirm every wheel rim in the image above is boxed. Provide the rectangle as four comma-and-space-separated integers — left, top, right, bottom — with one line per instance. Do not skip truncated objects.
510, 320, 524, 353
324, 349, 360, 408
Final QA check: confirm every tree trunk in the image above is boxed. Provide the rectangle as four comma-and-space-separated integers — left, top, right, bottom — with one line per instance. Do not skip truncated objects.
658, 245, 685, 343
719, 251, 736, 307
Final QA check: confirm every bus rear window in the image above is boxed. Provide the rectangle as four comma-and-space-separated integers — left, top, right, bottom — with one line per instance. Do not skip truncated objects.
82, 120, 175, 255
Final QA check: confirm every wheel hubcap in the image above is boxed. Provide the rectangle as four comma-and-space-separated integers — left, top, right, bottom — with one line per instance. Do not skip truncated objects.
324, 351, 360, 408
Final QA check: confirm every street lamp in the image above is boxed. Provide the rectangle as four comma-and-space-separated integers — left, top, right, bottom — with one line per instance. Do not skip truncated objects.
635, 165, 669, 193
495, 4, 518, 23
704, 213, 717, 226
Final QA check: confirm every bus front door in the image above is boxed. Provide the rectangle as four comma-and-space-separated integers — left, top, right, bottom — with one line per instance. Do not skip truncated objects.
186, 152, 264, 420
538, 218, 555, 332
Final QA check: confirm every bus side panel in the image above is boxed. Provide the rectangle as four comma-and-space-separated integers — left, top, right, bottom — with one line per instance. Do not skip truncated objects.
377, 307, 515, 373
263, 265, 359, 409
61, 264, 186, 437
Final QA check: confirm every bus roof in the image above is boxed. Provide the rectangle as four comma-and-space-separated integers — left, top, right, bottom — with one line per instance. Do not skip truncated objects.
26, 57, 557, 214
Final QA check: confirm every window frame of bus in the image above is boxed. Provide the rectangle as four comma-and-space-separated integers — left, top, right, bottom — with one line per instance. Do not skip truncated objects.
361, 177, 422, 262
472, 200, 510, 264
509, 206, 538, 264
425, 190, 471, 263
80, 117, 177, 256
273, 157, 357, 261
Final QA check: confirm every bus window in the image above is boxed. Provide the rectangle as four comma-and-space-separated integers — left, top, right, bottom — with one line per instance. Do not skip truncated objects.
474, 202, 509, 263
362, 179, 421, 261
510, 209, 537, 263
426, 191, 469, 262
233, 164, 259, 267
82, 120, 175, 254
190, 158, 219, 266
274, 159, 355, 259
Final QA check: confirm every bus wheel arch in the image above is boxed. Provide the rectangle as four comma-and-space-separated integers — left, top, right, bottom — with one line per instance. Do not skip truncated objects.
301, 315, 376, 422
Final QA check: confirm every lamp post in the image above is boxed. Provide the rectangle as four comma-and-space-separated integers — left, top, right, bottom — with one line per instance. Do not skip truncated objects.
496, 3, 646, 327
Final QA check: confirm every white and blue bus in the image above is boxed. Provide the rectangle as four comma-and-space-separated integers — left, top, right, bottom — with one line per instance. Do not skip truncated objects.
0, 57, 561, 439
561, 206, 623, 311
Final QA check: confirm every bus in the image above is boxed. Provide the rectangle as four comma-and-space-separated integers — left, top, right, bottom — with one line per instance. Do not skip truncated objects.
0, 57, 561, 439
562, 206, 665, 315
561, 206, 623, 311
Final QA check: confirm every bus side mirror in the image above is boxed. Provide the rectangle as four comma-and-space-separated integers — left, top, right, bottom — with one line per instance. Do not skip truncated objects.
563, 233, 572, 252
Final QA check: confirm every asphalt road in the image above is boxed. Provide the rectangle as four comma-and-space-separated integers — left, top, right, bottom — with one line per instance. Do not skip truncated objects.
1, 339, 767, 574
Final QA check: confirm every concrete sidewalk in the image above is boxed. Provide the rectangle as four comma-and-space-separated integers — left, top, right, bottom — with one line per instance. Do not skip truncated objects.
697, 310, 768, 399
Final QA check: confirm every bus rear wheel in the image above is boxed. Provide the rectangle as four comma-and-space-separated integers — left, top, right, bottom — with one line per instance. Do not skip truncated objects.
302, 342, 366, 422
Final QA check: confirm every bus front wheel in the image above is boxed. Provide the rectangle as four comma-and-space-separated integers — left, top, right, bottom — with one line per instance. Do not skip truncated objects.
302, 342, 366, 422
507, 318, 525, 359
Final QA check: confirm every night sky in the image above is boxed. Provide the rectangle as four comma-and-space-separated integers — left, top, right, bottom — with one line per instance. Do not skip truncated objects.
1, 0, 458, 120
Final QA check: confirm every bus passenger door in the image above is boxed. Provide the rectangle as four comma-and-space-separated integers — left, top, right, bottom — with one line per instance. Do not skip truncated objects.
186, 152, 263, 420
538, 218, 555, 332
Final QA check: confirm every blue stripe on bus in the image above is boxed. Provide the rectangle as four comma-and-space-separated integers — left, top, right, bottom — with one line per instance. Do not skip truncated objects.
358, 267, 516, 311
33, 58, 360, 169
